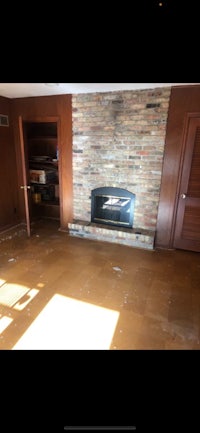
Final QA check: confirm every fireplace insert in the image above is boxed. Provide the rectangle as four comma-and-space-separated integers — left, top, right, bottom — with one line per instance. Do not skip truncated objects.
91, 187, 135, 228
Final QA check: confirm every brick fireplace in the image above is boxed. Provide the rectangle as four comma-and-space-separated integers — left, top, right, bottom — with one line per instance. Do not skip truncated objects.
68, 87, 171, 249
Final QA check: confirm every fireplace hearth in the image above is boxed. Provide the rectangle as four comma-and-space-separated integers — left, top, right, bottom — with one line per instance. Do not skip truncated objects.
91, 187, 135, 228
67, 188, 155, 250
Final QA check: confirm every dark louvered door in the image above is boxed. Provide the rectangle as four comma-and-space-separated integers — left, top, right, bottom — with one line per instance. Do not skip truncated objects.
173, 116, 200, 251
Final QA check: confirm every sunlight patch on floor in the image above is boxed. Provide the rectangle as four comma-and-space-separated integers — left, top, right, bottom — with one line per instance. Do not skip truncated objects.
0, 314, 13, 334
14, 288, 39, 311
0, 283, 29, 307
0, 283, 39, 310
0, 279, 6, 287
12, 294, 120, 350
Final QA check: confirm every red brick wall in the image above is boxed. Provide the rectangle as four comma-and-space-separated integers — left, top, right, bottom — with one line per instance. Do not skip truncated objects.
72, 87, 171, 230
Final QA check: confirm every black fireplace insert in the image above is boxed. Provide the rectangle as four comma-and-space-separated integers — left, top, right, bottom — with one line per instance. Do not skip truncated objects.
91, 187, 135, 228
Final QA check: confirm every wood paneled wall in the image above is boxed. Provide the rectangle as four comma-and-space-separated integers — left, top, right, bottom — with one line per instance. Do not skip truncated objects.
0, 96, 19, 230
155, 85, 200, 249
11, 95, 72, 229
2, 87, 200, 247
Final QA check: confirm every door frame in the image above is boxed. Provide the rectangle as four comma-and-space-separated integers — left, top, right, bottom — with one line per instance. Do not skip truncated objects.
18, 115, 61, 231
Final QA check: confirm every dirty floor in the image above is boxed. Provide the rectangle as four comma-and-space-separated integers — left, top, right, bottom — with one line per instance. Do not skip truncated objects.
0, 219, 200, 350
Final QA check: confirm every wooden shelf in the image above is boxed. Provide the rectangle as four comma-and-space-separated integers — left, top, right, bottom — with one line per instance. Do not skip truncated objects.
27, 136, 57, 141
32, 200, 59, 206
29, 160, 58, 168
27, 122, 60, 221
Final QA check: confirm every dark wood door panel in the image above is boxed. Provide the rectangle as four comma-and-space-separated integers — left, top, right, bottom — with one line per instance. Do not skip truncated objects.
173, 116, 200, 251
187, 126, 200, 197
156, 86, 200, 250
0, 97, 19, 230
182, 202, 200, 241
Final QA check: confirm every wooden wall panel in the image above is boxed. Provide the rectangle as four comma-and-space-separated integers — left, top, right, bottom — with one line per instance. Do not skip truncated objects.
0, 96, 19, 230
11, 95, 72, 229
156, 85, 200, 248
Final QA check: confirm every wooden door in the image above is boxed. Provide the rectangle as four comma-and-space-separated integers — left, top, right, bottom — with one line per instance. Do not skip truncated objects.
19, 116, 31, 237
173, 115, 200, 251
12, 95, 72, 229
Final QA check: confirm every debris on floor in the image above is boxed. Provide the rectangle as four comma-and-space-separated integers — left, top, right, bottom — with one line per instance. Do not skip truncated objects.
112, 266, 122, 272
123, 295, 128, 304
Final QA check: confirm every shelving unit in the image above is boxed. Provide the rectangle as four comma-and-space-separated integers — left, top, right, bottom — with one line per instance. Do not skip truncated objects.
25, 121, 60, 220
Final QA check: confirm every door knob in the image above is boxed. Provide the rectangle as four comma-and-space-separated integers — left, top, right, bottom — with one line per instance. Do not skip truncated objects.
180, 193, 186, 199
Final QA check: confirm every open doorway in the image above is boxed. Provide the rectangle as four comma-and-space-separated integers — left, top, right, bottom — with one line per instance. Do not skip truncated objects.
19, 118, 60, 234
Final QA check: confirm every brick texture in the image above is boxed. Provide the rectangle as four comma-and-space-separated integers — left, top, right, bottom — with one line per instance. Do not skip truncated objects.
72, 87, 171, 230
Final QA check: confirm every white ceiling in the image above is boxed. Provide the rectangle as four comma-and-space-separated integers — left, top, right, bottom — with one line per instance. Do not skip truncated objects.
0, 83, 199, 99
